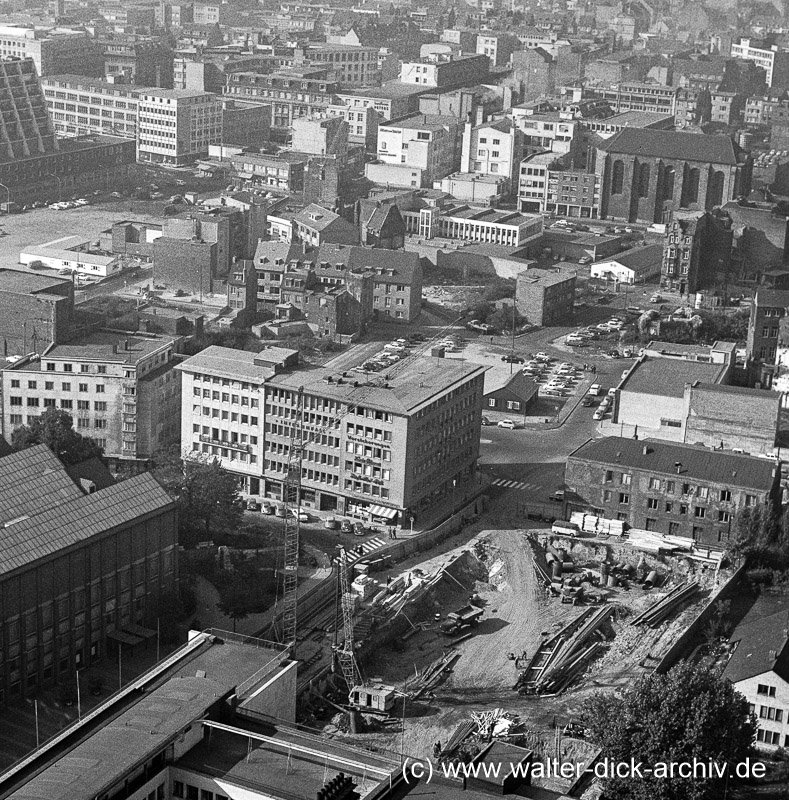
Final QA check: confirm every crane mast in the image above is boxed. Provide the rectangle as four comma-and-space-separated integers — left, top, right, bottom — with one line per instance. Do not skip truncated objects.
336, 547, 363, 693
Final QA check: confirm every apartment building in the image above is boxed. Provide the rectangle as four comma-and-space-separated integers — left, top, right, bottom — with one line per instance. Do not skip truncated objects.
476, 33, 519, 67
399, 53, 490, 89
291, 112, 348, 155
460, 118, 524, 192
510, 106, 581, 158
565, 436, 780, 548
1, 331, 181, 464
297, 43, 380, 87
100, 34, 174, 87
747, 287, 789, 388
744, 94, 789, 126
137, 88, 222, 165
731, 38, 789, 89
0, 445, 177, 702
264, 348, 485, 523
327, 102, 378, 149
0, 24, 103, 77
229, 151, 307, 195
515, 268, 576, 326
335, 83, 427, 121
366, 114, 461, 188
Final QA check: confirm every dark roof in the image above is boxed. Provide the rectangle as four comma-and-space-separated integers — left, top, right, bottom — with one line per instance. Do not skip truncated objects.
0, 445, 84, 526
315, 244, 420, 283
620, 356, 727, 397
0, 438, 12, 457
599, 128, 738, 165
0, 473, 174, 577
484, 370, 538, 398
64, 458, 117, 491
569, 436, 778, 491
723, 609, 789, 684
608, 244, 663, 270
754, 286, 789, 309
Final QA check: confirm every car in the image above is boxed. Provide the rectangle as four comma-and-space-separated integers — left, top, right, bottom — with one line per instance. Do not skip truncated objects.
324, 517, 339, 530
581, 397, 596, 407
534, 352, 552, 362
289, 508, 310, 523
544, 388, 566, 396
275, 504, 286, 517
340, 519, 353, 533
501, 354, 525, 363
578, 255, 593, 265
589, 383, 602, 396
58, 267, 73, 275
607, 349, 621, 358
650, 294, 663, 303
549, 490, 565, 502
176, 179, 187, 186
353, 522, 368, 536
246, 499, 261, 511
466, 320, 495, 333
607, 387, 617, 396
74, 198, 89, 206
622, 348, 633, 358
481, 415, 493, 425
261, 501, 274, 514
109, 191, 123, 198
566, 337, 588, 347
497, 419, 516, 429
593, 408, 605, 420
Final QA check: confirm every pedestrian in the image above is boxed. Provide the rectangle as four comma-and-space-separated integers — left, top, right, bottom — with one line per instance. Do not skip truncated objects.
392, 527, 397, 539
490, 335, 494, 344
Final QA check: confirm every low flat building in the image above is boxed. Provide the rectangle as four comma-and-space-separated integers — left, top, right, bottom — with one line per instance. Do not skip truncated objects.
483, 371, 537, 415
20, 235, 121, 278
0, 444, 177, 701
565, 436, 780, 547
591, 244, 663, 284
515, 268, 575, 326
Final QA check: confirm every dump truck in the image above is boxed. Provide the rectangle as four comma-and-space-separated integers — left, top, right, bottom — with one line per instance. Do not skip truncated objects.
440, 605, 483, 635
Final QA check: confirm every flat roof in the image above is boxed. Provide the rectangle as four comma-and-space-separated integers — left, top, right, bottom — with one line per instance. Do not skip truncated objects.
570, 436, 777, 490
0, 268, 71, 295
138, 87, 215, 100
620, 356, 727, 398
44, 331, 175, 365
600, 110, 674, 127
268, 345, 487, 415
177, 345, 276, 382
339, 81, 431, 99
517, 267, 574, 286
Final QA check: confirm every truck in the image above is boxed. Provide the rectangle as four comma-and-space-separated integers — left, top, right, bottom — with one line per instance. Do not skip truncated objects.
440, 605, 483, 635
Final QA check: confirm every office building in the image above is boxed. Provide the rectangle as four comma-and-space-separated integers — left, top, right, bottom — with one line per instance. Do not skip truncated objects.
335, 83, 427, 122
100, 34, 174, 87
565, 436, 780, 547
515, 268, 575, 326
291, 112, 348, 156
1, 331, 181, 463
595, 129, 751, 225
518, 152, 601, 218
0, 444, 177, 701
0, 25, 102, 77
296, 43, 380, 87
731, 38, 789, 89
326, 102, 378, 150
137, 88, 222, 165
399, 53, 490, 89
0, 269, 74, 356
460, 118, 524, 193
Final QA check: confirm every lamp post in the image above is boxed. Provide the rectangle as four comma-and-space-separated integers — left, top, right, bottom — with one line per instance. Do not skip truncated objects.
0, 181, 10, 213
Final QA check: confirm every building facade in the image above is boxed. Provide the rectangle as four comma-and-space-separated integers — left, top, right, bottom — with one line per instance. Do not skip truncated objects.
515, 268, 575, 326
731, 38, 789, 89
0, 25, 102, 77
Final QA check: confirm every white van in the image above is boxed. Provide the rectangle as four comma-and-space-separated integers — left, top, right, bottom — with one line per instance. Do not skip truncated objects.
589, 383, 601, 396
552, 522, 580, 536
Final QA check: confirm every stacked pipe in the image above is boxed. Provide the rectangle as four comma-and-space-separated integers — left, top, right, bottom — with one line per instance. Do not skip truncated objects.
629, 581, 700, 628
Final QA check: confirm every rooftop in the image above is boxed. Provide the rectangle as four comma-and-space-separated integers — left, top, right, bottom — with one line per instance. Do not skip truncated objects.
596, 110, 675, 128
177, 345, 278, 382
0, 269, 71, 296
268, 345, 486, 415
570, 436, 778, 490
599, 128, 739, 165
315, 243, 420, 282
723, 608, 789, 685
139, 87, 216, 100
603, 244, 663, 269
516, 267, 575, 287
338, 81, 430, 99
620, 356, 727, 397
43, 331, 175, 365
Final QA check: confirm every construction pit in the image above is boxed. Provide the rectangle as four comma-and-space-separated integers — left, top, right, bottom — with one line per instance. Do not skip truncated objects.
299, 527, 732, 796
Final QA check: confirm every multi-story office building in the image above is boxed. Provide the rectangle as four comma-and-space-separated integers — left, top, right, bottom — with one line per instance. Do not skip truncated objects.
565, 436, 780, 548
366, 114, 461, 189
296, 43, 380, 87
0, 444, 177, 701
515, 268, 576, 326
0, 25, 103, 77
518, 152, 602, 217
100, 34, 174, 87
137, 88, 222, 165
590, 82, 678, 115
1, 331, 181, 464
510, 106, 581, 158
335, 83, 427, 121
731, 38, 789, 89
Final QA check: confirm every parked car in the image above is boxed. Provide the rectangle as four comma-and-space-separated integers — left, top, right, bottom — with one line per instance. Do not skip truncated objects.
549, 490, 565, 502
497, 419, 516, 429
340, 519, 353, 533
245, 499, 261, 511
275, 504, 286, 517
622, 348, 633, 358
650, 294, 663, 303
261, 501, 273, 514
578, 255, 592, 265
581, 397, 596, 407
593, 408, 605, 420
481, 415, 493, 425
324, 517, 339, 530
353, 522, 368, 536
589, 383, 602, 396
607, 350, 622, 358
290, 508, 309, 523
534, 352, 552, 361
501, 354, 525, 363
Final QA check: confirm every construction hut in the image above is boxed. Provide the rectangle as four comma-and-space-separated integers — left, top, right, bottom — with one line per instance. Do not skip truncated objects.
350, 682, 396, 712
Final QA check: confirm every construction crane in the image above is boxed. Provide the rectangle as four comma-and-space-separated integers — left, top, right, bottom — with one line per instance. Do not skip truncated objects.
277, 312, 469, 656
334, 546, 363, 693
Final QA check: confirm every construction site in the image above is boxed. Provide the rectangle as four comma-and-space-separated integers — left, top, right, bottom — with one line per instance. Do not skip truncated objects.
295, 523, 733, 795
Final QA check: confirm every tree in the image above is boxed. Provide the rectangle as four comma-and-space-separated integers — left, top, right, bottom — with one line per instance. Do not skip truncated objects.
12, 408, 105, 465
584, 661, 755, 800
216, 580, 251, 632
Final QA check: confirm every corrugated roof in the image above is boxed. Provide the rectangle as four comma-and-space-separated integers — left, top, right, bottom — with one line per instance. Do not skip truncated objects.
0, 474, 174, 577
723, 609, 789, 685
599, 128, 738, 165
569, 436, 777, 491
0, 445, 84, 525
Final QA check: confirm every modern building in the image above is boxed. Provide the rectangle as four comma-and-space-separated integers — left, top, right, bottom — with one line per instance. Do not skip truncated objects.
0, 25, 103, 77
0, 444, 177, 701
228, 150, 308, 195
515, 268, 575, 326
335, 83, 427, 122
581, 110, 674, 140
591, 244, 663, 285
399, 53, 490, 89
137, 88, 222, 166
723, 605, 789, 751
565, 436, 780, 547
367, 114, 461, 188
518, 152, 601, 218
460, 118, 524, 193
731, 38, 789, 89
1, 331, 182, 464
20, 235, 122, 278
100, 34, 174, 87
595, 128, 751, 225
0, 269, 74, 356
296, 43, 380, 87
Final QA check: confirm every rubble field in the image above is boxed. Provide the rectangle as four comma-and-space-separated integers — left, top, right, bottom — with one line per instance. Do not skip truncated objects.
314, 528, 729, 792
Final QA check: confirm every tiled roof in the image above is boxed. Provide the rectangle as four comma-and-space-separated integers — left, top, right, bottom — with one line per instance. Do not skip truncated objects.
569, 436, 778, 491
723, 609, 789, 685
0, 445, 84, 525
0, 473, 174, 577
599, 128, 738, 165
316, 244, 421, 283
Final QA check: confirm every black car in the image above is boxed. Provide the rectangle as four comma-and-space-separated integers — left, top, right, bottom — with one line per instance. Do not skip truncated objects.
501, 354, 525, 364
581, 397, 596, 407
481, 415, 493, 425
608, 350, 622, 358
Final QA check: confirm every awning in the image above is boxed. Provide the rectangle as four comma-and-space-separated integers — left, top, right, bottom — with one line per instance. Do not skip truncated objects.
106, 629, 144, 646
368, 505, 398, 520
123, 622, 157, 640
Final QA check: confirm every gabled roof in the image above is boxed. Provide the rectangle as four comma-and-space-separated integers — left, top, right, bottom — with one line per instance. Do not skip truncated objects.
599, 128, 738, 165
483, 370, 538, 399
253, 240, 307, 268
316, 244, 420, 283
723, 609, 789, 685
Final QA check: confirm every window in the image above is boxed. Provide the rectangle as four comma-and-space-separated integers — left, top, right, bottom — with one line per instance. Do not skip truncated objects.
718, 510, 731, 523
61, 399, 72, 409
621, 474, 631, 486
618, 493, 630, 505
720, 489, 731, 502
488, 399, 496, 407
94, 419, 107, 429
63, 364, 73, 372
666, 480, 675, 493
97, 366, 106, 374
694, 506, 706, 518
758, 684, 777, 697
80, 364, 89, 373
45, 381, 54, 390
94, 401, 107, 411
647, 498, 659, 510
745, 494, 757, 506
27, 381, 36, 389
46, 362, 55, 371
757, 729, 780, 745
79, 383, 88, 392
648, 477, 661, 490
96, 384, 105, 393
604, 470, 614, 482
62, 382, 71, 391
603, 490, 612, 501
611, 160, 625, 194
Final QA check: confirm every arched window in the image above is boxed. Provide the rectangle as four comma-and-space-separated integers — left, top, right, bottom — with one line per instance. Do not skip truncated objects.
707, 170, 725, 208
637, 163, 650, 198
611, 160, 624, 195
681, 166, 700, 207
662, 165, 675, 204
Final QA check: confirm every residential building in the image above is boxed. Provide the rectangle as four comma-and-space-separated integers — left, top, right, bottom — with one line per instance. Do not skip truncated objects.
399, 53, 490, 89
674, 87, 713, 128
0, 445, 177, 701
137, 88, 222, 166
0, 25, 103, 77
723, 606, 789, 750
100, 34, 174, 87
228, 151, 307, 195
292, 204, 360, 248
511, 48, 556, 101
460, 118, 524, 193
510, 107, 581, 159
591, 244, 663, 284
515, 268, 575, 326
356, 198, 406, 249
565, 436, 780, 547
0, 270, 74, 356
335, 83, 427, 122
747, 287, 789, 388
291, 112, 348, 156
662, 210, 735, 295
296, 43, 380, 87
326, 102, 378, 150
710, 90, 746, 125
483, 372, 538, 415
744, 94, 789, 126
476, 33, 519, 67
263, 347, 485, 523
367, 114, 461, 189
595, 129, 751, 225
177, 345, 296, 496
221, 99, 271, 148
519, 152, 601, 218
731, 38, 789, 89
1, 331, 182, 463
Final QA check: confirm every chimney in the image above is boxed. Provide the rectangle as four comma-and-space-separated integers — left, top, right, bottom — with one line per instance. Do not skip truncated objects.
112, 344, 118, 354
675, 461, 682, 474
642, 445, 649, 455
124, 339, 130, 350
